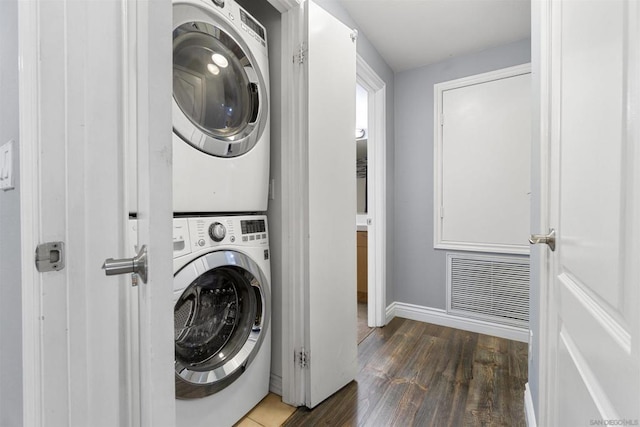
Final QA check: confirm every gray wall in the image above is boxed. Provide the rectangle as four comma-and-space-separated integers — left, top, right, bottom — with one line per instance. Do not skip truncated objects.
393, 39, 531, 309
0, 0, 24, 425
313, 0, 396, 306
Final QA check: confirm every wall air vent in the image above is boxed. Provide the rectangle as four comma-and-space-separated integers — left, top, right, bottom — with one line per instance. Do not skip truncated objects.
447, 253, 529, 329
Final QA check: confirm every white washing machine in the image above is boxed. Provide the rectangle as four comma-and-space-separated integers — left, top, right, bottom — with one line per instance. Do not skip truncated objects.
131, 215, 271, 427
172, 0, 270, 213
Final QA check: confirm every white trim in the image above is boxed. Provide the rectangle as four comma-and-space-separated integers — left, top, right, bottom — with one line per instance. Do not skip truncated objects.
437, 241, 530, 256
279, 3, 307, 408
385, 303, 395, 325
436, 63, 531, 93
524, 383, 537, 427
269, 373, 283, 396
18, 0, 43, 425
433, 63, 532, 256
387, 301, 529, 342
266, 0, 300, 14
356, 54, 387, 328
535, 0, 555, 425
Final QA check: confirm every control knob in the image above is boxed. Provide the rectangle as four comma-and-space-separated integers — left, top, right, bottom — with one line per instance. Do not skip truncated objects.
209, 222, 226, 242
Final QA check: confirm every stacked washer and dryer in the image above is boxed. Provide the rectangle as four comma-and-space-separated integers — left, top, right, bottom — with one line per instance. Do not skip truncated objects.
170, 0, 272, 426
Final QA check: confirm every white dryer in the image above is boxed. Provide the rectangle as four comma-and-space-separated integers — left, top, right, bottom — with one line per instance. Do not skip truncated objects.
172, 0, 270, 213
131, 215, 271, 427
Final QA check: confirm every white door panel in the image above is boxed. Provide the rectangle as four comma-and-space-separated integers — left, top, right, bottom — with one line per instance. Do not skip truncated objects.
442, 73, 531, 248
20, 0, 174, 425
306, 0, 358, 408
542, 0, 640, 423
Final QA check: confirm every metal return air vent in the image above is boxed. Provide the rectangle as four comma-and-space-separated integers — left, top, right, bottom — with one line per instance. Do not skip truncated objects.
447, 253, 529, 328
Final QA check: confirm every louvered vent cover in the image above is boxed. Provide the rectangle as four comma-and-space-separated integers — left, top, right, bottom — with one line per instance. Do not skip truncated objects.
447, 253, 529, 328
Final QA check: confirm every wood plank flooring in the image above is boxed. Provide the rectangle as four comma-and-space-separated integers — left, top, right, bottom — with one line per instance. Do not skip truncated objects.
283, 318, 528, 427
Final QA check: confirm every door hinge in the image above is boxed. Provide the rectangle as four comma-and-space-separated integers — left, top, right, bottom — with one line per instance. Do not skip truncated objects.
350, 29, 358, 43
293, 43, 307, 65
295, 348, 309, 369
35, 241, 65, 272
440, 113, 444, 126
440, 206, 444, 218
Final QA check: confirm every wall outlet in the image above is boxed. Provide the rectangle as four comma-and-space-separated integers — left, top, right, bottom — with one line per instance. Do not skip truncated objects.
0, 140, 15, 191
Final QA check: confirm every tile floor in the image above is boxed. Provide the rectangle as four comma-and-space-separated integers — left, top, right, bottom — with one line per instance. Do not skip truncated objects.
234, 393, 297, 427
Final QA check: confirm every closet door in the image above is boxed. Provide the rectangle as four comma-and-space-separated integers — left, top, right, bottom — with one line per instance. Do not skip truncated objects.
305, 0, 358, 409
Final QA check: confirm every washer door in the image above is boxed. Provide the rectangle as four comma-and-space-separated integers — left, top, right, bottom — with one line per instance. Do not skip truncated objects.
172, 5, 268, 158
173, 250, 269, 399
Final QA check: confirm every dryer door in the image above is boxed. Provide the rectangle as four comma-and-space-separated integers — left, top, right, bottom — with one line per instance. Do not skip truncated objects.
173, 250, 269, 398
172, 5, 268, 158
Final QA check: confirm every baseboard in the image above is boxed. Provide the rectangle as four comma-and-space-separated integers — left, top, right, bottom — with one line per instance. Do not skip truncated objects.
524, 383, 537, 427
385, 301, 395, 325
269, 373, 283, 396
386, 301, 528, 342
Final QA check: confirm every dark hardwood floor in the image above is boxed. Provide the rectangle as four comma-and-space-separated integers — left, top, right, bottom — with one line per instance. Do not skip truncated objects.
284, 317, 528, 427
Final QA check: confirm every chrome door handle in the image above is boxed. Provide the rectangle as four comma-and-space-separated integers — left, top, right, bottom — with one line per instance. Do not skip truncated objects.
529, 229, 556, 252
102, 245, 147, 284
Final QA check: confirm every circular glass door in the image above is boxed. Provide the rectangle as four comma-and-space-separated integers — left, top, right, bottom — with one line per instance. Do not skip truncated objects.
172, 20, 268, 158
173, 250, 269, 398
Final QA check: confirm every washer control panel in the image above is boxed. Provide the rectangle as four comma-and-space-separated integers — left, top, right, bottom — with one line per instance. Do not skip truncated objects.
174, 215, 268, 253
240, 218, 267, 242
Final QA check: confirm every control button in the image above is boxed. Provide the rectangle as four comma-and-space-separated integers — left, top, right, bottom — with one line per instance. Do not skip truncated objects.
209, 222, 226, 242
230, 236, 236, 243
212, 0, 224, 8
228, 12, 234, 20
198, 239, 205, 247
262, 233, 266, 239
256, 235, 261, 240
249, 235, 255, 241
242, 236, 248, 242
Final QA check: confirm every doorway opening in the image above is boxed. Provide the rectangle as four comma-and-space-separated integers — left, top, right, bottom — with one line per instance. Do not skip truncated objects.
355, 82, 373, 343
356, 55, 387, 335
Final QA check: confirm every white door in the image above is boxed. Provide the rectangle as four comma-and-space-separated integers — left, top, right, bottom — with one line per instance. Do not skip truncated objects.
539, 0, 640, 424
19, 1, 174, 426
306, 0, 358, 408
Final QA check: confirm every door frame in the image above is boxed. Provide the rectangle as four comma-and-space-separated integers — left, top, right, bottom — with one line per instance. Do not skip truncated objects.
18, 1, 43, 424
532, 0, 553, 424
356, 55, 387, 328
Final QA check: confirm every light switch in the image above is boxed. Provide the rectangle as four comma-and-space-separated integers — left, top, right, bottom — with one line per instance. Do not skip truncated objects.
0, 140, 15, 191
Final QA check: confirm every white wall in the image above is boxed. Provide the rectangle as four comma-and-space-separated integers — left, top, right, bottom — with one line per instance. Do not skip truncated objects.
0, 0, 24, 425
393, 38, 531, 310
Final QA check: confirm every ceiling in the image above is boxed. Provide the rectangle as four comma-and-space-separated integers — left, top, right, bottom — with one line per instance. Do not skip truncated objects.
337, 0, 531, 73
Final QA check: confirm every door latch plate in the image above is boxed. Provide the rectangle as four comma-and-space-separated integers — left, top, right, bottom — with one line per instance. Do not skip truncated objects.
35, 242, 65, 272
